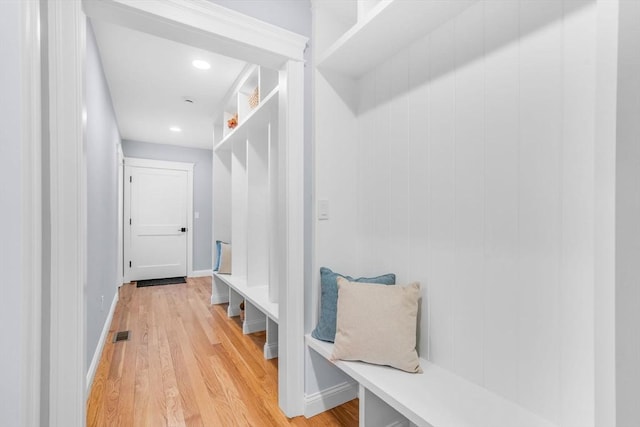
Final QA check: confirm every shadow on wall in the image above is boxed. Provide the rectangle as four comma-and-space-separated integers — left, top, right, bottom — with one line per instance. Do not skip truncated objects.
321, 1, 592, 114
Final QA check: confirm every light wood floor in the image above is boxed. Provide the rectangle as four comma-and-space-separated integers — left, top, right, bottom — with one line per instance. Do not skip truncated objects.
87, 276, 358, 426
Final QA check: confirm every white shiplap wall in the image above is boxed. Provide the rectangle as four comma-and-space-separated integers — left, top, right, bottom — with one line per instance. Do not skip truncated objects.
314, 1, 597, 425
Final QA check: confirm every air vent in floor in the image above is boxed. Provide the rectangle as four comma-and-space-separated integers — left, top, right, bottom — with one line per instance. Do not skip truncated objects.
113, 331, 130, 343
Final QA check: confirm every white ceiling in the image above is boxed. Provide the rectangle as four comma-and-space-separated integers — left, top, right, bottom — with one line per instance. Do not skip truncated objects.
91, 20, 248, 150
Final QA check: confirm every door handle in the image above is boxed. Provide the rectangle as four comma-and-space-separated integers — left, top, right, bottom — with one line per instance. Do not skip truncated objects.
179, 227, 187, 232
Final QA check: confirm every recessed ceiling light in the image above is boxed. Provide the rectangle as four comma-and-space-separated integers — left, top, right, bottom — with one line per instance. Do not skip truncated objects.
192, 59, 210, 70
169, 126, 182, 132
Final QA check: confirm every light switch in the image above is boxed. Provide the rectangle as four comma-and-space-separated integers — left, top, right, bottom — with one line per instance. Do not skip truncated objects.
318, 199, 329, 220
194, 212, 200, 219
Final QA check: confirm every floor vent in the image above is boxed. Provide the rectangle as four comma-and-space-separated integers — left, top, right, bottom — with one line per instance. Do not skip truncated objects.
113, 331, 130, 343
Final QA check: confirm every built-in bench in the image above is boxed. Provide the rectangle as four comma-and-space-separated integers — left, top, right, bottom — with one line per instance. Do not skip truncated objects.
214, 272, 278, 359
306, 335, 556, 427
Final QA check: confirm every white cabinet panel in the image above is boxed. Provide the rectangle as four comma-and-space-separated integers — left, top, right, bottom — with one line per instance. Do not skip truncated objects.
407, 34, 431, 358
482, 0, 520, 402
517, 2, 563, 421
426, 22, 457, 372
315, 71, 359, 273
451, 4, 486, 386
388, 50, 410, 281
231, 139, 248, 277
247, 132, 269, 286
559, 3, 597, 425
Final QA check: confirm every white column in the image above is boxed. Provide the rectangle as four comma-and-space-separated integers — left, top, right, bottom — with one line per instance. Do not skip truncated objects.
47, 0, 87, 426
594, 1, 619, 427
278, 59, 306, 416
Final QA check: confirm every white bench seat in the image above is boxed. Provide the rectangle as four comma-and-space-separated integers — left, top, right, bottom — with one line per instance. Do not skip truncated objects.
214, 272, 278, 359
306, 335, 556, 427
213, 272, 278, 321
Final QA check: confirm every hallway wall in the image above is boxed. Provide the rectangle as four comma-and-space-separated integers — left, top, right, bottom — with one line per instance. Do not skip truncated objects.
86, 21, 121, 369
312, 2, 599, 424
616, 2, 640, 425
121, 140, 213, 272
0, 2, 25, 425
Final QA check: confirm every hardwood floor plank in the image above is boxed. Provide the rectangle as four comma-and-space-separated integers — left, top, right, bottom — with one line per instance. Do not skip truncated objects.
164, 286, 205, 426
146, 291, 170, 427
115, 295, 140, 426
132, 289, 151, 426
156, 294, 188, 427
210, 346, 265, 426
174, 316, 227, 426
87, 278, 358, 427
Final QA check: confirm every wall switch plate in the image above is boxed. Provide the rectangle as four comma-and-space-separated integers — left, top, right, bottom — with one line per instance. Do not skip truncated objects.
318, 199, 329, 220
194, 212, 200, 219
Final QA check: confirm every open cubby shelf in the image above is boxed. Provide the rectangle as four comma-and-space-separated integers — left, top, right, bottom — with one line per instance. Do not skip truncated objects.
214, 273, 278, 322
212, 64, 280, 360
213, 86, 279, 152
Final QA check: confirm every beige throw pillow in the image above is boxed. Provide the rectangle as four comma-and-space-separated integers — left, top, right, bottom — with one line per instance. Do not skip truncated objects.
332, 277, 422, 373
218, 242, 232, 274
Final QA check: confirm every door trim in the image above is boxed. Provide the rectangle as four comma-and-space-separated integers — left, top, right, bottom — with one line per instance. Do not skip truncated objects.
44, 1, 308, 423
124, 157, 194, 282
47, 1, 87, 425
82, 0, 307, 68
21, 0, 42, 425
117, 144, 124, 285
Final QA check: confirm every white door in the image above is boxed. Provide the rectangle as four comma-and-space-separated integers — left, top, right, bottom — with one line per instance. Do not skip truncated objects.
124, 159, 193, 281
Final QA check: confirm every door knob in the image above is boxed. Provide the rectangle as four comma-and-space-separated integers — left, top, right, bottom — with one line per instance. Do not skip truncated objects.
180, 227, 187, 232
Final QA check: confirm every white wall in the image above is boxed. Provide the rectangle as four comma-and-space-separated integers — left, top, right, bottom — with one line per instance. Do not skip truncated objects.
86, 21, 121, 369
315, 2, 598, 425
40, 1, 51, 422
616, 2, 640, 425
209, 0, 311, 37
0, 2, 24, 425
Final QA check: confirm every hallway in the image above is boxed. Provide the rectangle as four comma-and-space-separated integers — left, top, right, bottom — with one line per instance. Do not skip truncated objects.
87, 277, 357, 426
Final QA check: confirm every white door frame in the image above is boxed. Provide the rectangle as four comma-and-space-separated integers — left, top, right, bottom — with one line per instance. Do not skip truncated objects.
117, 144, 124, 285
21, 1, 43, 425
123, 157, 194, 282
41, 0, 308, 424
46, 2, 87, 426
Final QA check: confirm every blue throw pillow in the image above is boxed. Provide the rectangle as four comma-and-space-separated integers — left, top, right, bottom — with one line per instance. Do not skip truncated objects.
311, 267, 395, 342
213, 240, 223, 271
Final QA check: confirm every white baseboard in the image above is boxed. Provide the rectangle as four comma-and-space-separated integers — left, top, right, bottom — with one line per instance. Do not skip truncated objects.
264, 342, 278, 359
304, 381, 358, 418
243, 319, 266, 334
86, 289, 119, 395
189, 269, 211, 278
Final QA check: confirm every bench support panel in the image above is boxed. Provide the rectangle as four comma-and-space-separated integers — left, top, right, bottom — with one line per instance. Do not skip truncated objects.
227, 288, 243, 317
211, 274, 230, 304
264, 316, 279, 359
360, 385, 416, 427
243, 300, 267, 334
215, 282, 280, 360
